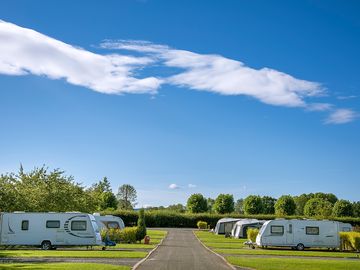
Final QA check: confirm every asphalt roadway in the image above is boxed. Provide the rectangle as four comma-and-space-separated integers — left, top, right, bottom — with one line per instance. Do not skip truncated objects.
136, 228, 233, 270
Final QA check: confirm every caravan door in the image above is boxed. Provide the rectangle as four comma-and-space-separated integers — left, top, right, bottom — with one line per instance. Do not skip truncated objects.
285, 222, 294, 245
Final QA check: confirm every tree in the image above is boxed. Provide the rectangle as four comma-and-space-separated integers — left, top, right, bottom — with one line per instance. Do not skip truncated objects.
186, 193, 208, 213
167, 204, 186, 213
213, 194, 235, 214
117, 184, 137, 210
304, 198, 333, 217
0, 173, 20, 211
332, 200, 353, 217
235, 199, 244, 214
136, 208, 147, 242
293, 193, 312, 215
207, 198, 215, 213
89, 177, 118, 210
261, 196, 276, 214
353, 201, 360, 218
275, 195, 296, 216
243, 195, 263, 215
313, 192, 338, 205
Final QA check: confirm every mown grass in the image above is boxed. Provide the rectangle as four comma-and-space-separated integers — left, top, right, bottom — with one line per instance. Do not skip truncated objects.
0, 263, 130, 270
227, 256, 360, 270
215, 248, 360, 258
0, 250, 147, 258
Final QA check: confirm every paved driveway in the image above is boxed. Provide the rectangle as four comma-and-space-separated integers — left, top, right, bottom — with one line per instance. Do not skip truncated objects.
136, 228, 233, 270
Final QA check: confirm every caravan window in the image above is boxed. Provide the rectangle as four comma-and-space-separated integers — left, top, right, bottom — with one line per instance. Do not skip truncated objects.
270, 225, 284, 235
107, 222, 120, 229
71, 221, 87, 231
306, 226, 319, 235
21, 220, 29, 230
46, 220, 60, 228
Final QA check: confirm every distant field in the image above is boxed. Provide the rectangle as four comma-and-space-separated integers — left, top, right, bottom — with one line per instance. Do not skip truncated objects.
195, 231, 360, 269
0, 263, 130, 270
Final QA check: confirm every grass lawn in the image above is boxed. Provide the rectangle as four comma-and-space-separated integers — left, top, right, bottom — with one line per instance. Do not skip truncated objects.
227, 256, 360, 270
215, 248, 360, 258
0, 263, 130, 270
0, 250, 147, 258
194, 231, 247, 248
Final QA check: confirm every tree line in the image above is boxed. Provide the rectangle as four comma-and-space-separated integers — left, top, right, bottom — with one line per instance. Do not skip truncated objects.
183, 193, 360, 218
0, 165, 137, 213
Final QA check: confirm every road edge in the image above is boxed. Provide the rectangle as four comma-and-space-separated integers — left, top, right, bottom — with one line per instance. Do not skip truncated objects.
132, 230, 168, 270
192, 230, 237, 270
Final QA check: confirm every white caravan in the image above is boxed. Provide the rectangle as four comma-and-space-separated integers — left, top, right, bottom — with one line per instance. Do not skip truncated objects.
93, 213, 125, 230
214, 218, 241, 235
0, 212, 103, 250
231, 219, 265, 239
256, 219, 352, 250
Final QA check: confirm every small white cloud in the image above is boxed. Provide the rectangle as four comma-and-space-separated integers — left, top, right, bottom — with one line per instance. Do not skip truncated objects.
188, 184, 197, 188
337, 95, 357, 100
169, 183, 180, 189
325, 109, 358, 124
306, 103, 333, 112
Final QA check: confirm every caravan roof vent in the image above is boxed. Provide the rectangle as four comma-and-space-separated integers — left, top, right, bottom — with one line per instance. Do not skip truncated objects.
93, 213, 101, 216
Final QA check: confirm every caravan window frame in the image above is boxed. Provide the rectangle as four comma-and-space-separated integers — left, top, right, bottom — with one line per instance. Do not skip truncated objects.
21, 220, 29, 230
106, 221, 120, 229
306, 226, 319, 235
270, 225, 284, 235
71, 220, 87, 231
46, 220, 60, 228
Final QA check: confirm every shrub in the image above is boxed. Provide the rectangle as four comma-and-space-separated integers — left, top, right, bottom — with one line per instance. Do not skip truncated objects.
136, 208, 147, 242
247, 228, 259, 242
197, 221, 208, 229
340, 232, 360, 251
118, 227, 138, 243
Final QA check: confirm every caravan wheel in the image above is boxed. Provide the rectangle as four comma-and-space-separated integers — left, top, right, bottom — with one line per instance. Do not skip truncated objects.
41, 241, 52, 250
296, 243, 305, 251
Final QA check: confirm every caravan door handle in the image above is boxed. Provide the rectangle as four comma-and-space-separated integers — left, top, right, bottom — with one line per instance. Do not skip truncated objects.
325, 235, 334, 237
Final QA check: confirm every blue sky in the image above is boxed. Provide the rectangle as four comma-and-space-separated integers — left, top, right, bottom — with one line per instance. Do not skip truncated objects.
0, 0, 359, 207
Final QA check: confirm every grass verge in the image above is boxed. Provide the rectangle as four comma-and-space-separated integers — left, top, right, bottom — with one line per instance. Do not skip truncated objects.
0, 263, 130, 270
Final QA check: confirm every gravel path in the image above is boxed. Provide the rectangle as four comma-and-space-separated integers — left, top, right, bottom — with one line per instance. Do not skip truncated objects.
135, 228, 234, 270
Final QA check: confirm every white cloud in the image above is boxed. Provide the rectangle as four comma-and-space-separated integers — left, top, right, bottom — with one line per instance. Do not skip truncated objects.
305, 103, 333, 112
188, 184, 197, 188
0, 20, 161, 94
168, 183, 180, 189
105, 40, 324, 107
337, 95, 357, 100
325, 109, 358, 124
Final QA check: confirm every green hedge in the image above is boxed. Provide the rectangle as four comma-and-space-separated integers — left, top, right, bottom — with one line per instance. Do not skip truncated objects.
102, 210, 360, 228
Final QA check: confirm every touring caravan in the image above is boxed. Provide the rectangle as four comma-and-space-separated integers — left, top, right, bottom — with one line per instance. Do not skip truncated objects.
231, 219, 265, 239
93, 213, 125, 230
256, 219, 352, 250
0, 212, 103, 250
214, 218, 241, 235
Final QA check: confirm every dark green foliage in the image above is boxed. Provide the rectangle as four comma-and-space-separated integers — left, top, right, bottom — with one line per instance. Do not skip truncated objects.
136, 208, 147, 242
213, 194, 235, 214
207, 198, 215, 213
261, 196, 276, 214
293, 193, 313, 215
304, 198, 333, 217
89, 177, 118, 211
353, 202, 360, 217
275, 195, 296, 216
333, 200, 353, 217
186, 193, 208, 213
235, 199, 244, 214
105, 209, 360, 228
243, 195, 263, 215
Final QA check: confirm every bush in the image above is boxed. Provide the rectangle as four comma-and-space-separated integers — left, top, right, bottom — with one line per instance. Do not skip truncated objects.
247, 228, 259, 242
197, 221, 208, 229
340, 232, 360, 251
119, 227, 138, 243
136, 208, 147, 242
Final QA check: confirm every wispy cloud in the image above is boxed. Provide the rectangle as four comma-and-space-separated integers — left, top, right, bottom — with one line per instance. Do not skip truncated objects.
0, 20, 357, 124
168, 183, 180, 189
188, 184, 197, 188
0, 20, 161, 94
325, 109, 358, 124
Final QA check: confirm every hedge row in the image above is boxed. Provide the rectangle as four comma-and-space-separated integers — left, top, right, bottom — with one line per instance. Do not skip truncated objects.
102, 210, 360, 228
